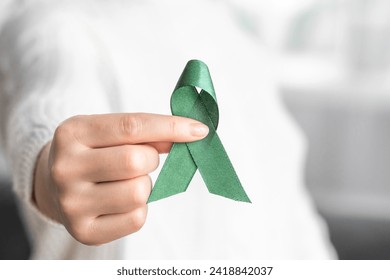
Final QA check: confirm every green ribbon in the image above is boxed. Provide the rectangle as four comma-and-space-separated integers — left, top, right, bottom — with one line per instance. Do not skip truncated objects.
148, 60, 251, 203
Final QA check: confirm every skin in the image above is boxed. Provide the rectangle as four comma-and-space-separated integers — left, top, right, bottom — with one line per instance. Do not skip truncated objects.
33, 113, 209, 245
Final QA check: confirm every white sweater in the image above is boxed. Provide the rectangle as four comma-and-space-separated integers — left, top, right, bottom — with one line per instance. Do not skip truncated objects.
0, 0, 336, 259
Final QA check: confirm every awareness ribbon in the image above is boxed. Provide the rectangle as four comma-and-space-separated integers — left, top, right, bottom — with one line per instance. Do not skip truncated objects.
148, 60, 251, 203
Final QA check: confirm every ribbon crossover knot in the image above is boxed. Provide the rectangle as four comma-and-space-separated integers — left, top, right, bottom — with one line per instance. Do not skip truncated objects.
148, 60, 251, 203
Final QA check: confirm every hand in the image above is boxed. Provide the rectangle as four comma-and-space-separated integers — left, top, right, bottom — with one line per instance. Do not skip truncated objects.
33, 113, 208, 245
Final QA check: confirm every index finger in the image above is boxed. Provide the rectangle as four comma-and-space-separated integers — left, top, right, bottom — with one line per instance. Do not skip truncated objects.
62, 113, 209, 148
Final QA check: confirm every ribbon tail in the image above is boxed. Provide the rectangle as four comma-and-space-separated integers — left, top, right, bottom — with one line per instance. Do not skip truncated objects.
148, 143, 197, 203
185, 97, 251, 203
187, 132, 251, 203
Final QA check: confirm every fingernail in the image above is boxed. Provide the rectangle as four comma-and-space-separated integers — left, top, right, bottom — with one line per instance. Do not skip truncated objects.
190, 123, 209, 137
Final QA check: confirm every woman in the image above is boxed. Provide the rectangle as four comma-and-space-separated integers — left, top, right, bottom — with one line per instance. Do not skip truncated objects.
0, 0, 336, 259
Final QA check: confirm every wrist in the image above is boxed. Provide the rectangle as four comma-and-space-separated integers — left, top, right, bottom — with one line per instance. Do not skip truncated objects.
32, 141, 60, 222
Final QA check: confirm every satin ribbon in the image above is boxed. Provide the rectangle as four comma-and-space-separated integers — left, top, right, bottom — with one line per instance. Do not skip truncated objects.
148, 60, 251, 203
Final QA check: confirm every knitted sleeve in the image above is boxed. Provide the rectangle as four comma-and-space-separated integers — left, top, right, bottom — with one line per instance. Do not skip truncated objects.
0, 2, 126, 259
0, 2, 116, 220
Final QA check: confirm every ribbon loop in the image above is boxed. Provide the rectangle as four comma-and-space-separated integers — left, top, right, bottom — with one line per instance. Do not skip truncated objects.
148, 60, 251, 203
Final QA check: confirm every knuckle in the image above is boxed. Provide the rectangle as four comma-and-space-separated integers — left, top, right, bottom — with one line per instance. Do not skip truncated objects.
54, 115, 85, 144
67, 114, 85, 124
54, 122, 73, 142
123, 147, 145, 173
75, 236, 97, 246
50, 160, 70, 184
130, 207, 147, 232
131, 176, 152, 206
120, 115, 143, 138
70, 221, 97, 246
169, 119, 179, 137
58, 195, 80, 217
150, 149, 159, 171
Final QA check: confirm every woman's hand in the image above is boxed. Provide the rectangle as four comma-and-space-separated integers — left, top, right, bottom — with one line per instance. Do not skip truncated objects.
33, 113, 208, 245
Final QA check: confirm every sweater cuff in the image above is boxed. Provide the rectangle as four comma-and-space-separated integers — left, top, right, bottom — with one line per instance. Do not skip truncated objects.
11, 126, 62, 227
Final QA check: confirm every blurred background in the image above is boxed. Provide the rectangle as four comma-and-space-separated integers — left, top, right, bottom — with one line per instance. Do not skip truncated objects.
273, 0, 390, 259
1, 0, 390, 259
